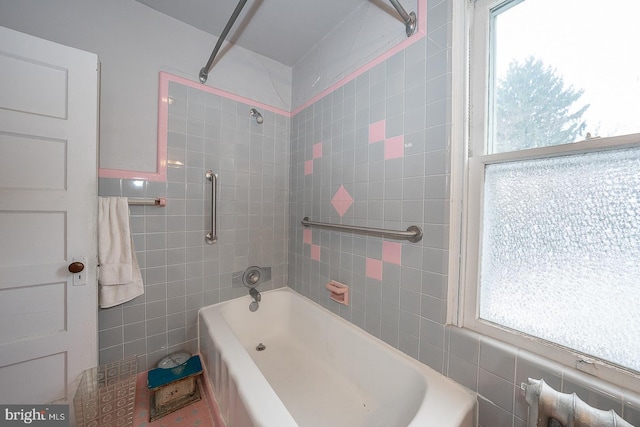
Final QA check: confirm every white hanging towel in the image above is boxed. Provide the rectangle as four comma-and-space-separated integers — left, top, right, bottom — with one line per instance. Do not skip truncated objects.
98, 197, 144, 308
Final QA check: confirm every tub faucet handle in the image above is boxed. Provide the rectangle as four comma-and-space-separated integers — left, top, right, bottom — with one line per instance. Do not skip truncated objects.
247, 271, 260, 285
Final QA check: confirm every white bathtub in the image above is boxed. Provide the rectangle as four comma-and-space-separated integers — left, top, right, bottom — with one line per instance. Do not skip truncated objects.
198, 287, 476, 427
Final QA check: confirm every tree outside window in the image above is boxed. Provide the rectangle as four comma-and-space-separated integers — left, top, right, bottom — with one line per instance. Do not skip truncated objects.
492, 56, 590, 153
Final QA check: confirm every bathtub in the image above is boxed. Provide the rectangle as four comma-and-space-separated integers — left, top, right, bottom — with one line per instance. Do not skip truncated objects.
198, 287, 476, 427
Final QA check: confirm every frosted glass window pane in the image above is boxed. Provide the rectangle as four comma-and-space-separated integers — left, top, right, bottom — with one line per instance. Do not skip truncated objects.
480, 147, 640, 372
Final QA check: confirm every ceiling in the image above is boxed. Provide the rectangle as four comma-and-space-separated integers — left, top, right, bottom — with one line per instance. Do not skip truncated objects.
134, 0, 371, 67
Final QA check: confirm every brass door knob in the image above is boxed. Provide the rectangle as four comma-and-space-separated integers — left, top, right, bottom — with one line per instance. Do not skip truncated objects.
68, 261, 85, 274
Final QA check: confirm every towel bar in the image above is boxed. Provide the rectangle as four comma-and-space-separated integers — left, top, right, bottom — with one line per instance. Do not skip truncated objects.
128, 197, 166, 207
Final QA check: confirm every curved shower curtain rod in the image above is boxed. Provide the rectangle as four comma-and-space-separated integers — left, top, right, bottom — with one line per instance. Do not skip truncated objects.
199, 0, 248, 83
198, 0, 417, 83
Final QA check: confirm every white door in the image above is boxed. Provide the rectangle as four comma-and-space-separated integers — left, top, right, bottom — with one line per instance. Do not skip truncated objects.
0, 26, 99, 404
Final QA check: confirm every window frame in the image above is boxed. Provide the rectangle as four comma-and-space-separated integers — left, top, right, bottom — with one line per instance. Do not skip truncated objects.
456, 0, 640, 390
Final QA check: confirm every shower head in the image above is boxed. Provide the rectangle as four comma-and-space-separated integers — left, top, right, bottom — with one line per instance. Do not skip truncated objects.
250, 108, 263, 124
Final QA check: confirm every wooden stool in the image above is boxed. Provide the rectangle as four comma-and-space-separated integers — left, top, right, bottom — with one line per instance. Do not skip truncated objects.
147, 355, 203, 421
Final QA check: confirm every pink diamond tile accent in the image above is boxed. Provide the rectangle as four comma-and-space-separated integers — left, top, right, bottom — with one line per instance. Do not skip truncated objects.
366, 258, 383, 281
313, 142, 323, 159
382, 241, 402, 265
311, 244, 321, 261
303, 229, 312, 244
368, 120, 386, 144
331, 185, 354, 217
384, 135, 404, 160
304, 159, 313, 175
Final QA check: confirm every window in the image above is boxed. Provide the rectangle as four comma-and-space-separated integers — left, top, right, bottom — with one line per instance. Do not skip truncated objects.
463, 0, 640, 381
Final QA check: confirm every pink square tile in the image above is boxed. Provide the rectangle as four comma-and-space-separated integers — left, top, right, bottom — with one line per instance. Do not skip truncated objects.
366, 258, 383, 281
368, 120, 386, 144
303, 229, 312, 244
382, 241, 402, 265
384, 135, 404, 160
313, 142, 323, 159
311, 244, 321, 261
304, 159, 313, 175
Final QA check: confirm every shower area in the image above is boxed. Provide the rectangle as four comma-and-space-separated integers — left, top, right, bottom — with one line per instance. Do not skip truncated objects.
97, 0, 430, 373
98, 75, 291, 369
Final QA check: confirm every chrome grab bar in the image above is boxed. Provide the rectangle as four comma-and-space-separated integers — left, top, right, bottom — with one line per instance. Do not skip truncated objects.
301, 217, 423, 243
206, 170, 218, 244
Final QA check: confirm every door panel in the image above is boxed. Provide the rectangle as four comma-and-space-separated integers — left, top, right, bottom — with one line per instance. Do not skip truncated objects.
0, 53, 68, 119
0, 26, 99, 405
0, 353, 67, 404
0, 211, 66, 265
0, 282, 66, 343
0, 132, 67, 190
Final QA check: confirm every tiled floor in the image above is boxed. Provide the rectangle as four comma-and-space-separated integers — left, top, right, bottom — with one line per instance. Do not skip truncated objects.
133, 373, 218, 427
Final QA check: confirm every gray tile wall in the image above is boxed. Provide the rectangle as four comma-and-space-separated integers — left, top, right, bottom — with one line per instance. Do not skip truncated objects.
98, 81, 290, 372
288, 0, 452, 373
287, 0, 640, 425
450, 328, 640, 427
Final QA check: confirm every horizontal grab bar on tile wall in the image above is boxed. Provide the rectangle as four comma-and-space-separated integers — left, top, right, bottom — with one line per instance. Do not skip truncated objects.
206, 170, 218, 244
301, 217, 423, 243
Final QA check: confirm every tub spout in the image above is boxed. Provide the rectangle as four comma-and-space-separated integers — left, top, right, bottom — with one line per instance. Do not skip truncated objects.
248, 288, 261, 312
250, 287, 261, 302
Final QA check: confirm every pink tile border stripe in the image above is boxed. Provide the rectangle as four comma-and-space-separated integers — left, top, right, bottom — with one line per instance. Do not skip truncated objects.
291, 0, 427, 116
99, 0, 426, 181
98, 72, 170, 182
99, 72, 289, 181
